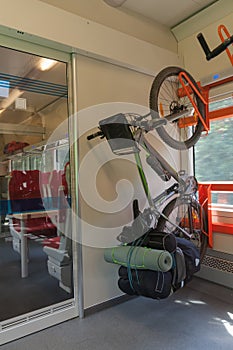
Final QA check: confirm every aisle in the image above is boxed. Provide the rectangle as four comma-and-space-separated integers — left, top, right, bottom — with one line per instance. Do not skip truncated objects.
2, 277, 233, 350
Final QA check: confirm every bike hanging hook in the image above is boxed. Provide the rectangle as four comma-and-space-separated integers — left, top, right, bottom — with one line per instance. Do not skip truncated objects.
178, 72, 209, 134
218, 24, 233, 66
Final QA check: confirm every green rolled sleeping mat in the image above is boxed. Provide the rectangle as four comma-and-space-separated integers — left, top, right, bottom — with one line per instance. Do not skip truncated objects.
104, 245, 173, 272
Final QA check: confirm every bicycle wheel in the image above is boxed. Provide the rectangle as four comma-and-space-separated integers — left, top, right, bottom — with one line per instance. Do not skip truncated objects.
156, 197, 208, 261
149, 66, 205, 150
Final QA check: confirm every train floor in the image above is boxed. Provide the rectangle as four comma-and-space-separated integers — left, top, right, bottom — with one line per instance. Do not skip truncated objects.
1, 276, 233, 350
0, 236, 72, 321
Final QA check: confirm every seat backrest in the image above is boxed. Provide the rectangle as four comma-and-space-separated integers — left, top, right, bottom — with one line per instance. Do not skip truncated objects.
9, 170, 44, 212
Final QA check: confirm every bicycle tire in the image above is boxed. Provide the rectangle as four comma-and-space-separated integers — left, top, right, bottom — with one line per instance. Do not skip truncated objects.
149, 66, 206, 150
156, 197, 208, 262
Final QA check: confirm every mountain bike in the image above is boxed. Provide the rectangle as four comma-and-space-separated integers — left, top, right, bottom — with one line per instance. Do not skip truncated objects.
86, 25, 233, 265
87, 111, 208, 261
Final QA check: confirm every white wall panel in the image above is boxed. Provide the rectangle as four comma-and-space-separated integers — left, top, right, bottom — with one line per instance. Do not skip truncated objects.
0, 0, 180, 77
76, 55, 180, 308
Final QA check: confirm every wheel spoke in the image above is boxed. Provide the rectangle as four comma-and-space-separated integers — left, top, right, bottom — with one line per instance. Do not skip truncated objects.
150, 67, 205, 150
156, 198, 208, 261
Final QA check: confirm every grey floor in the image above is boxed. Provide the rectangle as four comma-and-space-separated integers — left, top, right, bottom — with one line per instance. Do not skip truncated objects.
2, 278, 233, 350
0, 237, 72, 321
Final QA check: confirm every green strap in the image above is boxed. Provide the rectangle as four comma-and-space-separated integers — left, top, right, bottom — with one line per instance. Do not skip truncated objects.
111, 246, 152, 269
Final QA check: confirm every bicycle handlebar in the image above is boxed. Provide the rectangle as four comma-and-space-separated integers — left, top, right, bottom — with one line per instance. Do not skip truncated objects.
197, 32, 233, 61
86, 113, 167, 141
86, 130, 104, 140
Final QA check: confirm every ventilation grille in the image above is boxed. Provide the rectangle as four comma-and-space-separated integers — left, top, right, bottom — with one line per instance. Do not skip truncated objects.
1, 301, 75, 331
202, 255, 233, 273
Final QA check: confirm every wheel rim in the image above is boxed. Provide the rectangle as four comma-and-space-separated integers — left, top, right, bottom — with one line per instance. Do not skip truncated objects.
155, 73, 201, 146
160, 201, 206, 258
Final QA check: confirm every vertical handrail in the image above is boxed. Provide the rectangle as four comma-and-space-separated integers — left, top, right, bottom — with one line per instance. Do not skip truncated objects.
198, 183, 212, 248
70, 52, 84, 319
207, 184, 213, 248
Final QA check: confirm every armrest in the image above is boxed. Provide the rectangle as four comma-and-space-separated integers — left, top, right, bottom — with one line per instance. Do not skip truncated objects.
43, 246, 71, 264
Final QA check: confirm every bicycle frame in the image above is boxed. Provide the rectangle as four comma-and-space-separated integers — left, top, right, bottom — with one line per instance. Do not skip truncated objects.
87, 111, 206, 245
135, 132, 183, 200
133, 132, 197, 240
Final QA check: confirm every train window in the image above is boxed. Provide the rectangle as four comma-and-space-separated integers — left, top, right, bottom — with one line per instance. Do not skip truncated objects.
195, 116, 233, 205
195, 116, 233, 182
